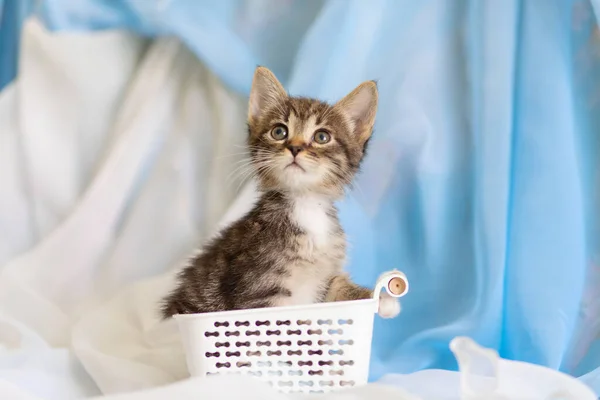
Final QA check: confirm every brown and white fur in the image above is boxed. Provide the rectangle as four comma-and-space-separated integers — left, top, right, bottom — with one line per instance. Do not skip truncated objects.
160, 67, 399, 318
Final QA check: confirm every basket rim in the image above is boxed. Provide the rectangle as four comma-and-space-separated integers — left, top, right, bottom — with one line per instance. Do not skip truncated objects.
173, 298, 377, 321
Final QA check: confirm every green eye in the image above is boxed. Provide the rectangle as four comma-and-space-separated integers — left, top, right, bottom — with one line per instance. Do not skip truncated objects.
271, 125, 288, 140
313, 131, 331, 144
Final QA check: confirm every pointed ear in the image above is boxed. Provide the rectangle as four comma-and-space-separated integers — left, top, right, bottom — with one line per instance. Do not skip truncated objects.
334, 81, 378, 143
248, 66, 287, 124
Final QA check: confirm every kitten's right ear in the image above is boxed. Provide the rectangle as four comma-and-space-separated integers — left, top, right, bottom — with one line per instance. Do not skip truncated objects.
248, 66, 287, 124
334, 80, 378, 144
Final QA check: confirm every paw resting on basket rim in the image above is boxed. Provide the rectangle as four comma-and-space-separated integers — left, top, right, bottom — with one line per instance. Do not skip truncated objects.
378, 292, 401, 318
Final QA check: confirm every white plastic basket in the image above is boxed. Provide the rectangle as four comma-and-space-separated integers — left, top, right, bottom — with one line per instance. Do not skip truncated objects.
175, 270, 409, 394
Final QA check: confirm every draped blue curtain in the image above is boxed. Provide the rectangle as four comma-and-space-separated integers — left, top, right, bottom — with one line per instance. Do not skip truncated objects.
2, 0, 600, 393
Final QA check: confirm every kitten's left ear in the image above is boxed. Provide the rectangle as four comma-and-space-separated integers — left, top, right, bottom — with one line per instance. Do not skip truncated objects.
334, 81, 378, 143
248, 66, 287, 124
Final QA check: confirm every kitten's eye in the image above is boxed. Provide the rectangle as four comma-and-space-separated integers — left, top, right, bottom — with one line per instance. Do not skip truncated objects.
271, 125, 288, 141
313, 131, 331, 144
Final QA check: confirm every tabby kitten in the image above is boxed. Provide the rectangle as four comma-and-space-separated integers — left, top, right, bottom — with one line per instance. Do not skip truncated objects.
161, 67, 399, 318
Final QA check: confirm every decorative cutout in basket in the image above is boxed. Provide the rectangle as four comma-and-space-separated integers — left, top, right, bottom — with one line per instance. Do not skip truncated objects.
175, 270, 409, 394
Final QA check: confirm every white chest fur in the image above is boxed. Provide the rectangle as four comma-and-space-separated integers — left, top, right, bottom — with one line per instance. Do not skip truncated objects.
273, 195, 343, 308
291, 195, 331, 247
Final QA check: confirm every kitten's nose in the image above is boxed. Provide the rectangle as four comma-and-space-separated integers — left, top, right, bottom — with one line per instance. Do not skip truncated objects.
287, 145, 303, 157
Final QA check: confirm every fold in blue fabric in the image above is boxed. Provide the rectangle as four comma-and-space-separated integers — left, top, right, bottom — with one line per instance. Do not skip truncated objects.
0, 0, 33, 90
3, 0, 600, 393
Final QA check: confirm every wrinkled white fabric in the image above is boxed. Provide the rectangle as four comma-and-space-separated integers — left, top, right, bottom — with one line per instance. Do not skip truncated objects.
0, 18, 253, 398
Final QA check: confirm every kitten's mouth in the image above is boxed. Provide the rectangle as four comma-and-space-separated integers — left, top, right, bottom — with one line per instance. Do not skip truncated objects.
285, 161, 306, 172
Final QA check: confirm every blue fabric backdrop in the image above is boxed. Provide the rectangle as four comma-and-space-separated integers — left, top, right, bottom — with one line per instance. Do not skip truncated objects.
2, 0, 599, 393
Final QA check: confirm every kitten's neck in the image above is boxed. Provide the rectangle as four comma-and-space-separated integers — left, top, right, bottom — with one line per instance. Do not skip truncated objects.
260, 190, 336, 209
260, 190, 338, 247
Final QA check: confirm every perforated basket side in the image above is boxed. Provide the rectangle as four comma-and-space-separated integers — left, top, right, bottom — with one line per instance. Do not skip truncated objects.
176, 299, 377, 394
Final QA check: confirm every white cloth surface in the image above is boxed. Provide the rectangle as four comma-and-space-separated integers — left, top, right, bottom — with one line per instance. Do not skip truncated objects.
0, 19, 423, 400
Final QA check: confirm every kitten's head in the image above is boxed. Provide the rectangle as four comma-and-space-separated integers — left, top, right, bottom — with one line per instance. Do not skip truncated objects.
247, 66, 378, 198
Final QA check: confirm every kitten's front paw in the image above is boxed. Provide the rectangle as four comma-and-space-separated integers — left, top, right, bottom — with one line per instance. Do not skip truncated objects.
378, 293, 401, 318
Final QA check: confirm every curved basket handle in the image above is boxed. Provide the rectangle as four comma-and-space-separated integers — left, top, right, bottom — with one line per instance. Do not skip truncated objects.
373, 270, 409, 300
